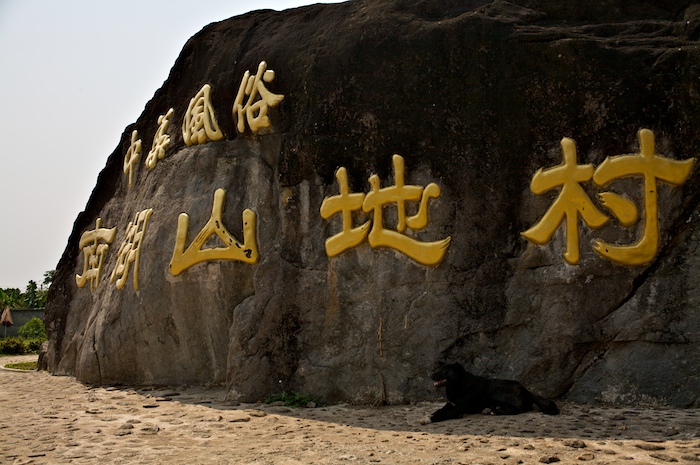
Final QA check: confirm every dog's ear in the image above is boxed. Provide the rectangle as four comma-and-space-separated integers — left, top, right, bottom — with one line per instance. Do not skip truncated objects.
446, 362, 467, 376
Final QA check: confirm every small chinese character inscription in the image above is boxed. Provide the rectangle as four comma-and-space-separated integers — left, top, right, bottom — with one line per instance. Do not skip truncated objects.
146, 108, 174, 169
233, 61, 284, 133
123, 130, 142, 189
110, 209, 153, 290
182, 84, 224, 146
76, 218, 117, 291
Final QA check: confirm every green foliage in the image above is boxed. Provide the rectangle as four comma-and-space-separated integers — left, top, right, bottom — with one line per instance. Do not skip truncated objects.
0, 337, 27, 355
24, 338, 44, 352
24, 280, 38, 308
0, 269, 54, 309
0, 287, 23, 308
18, 317, 47, 340
42, 270, 55, 289
264, 390, 320, 408
0, 337, 43, 355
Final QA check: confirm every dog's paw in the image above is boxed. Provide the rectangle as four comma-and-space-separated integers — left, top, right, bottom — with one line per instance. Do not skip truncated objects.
419, 417, 432, 425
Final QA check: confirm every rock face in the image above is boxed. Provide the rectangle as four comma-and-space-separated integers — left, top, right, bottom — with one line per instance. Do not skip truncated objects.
44, 0, 700, 407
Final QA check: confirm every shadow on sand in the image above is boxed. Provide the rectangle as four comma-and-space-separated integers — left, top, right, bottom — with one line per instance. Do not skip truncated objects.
118, 384, 699, 443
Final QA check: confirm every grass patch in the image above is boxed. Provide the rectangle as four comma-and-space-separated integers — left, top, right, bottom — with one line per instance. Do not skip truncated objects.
5, 361, 37, 370
264, 390, 320, 408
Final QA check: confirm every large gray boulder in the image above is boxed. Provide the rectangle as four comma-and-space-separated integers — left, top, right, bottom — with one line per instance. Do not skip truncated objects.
45, 0, 700, 407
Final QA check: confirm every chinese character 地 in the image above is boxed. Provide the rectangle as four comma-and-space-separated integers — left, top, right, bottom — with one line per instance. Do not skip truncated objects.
76, 218, 117, 291
522, 129, 694, 266
320, 154, 451, 266
110, 209, 154, 290
169, 188, 259, 276
182, 84, 224, 146
233, 61, 285, 134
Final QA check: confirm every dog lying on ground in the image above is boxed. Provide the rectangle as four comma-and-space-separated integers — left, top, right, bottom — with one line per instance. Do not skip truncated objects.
426, 362, 559, 423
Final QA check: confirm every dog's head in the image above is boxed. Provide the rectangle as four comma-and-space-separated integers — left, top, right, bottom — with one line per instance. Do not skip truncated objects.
430, 362, 467, 388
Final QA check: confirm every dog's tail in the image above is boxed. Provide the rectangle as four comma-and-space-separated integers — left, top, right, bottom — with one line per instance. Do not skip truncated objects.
532, 395, 559, 415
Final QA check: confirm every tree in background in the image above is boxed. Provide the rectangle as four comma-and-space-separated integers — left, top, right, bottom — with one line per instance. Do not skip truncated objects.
37, 270, 55, 307
0, 288, 23, 308
42, 270, 55, 289
17, 317, 47, 340
24, 281, 39, 308
0, 270, 54, 309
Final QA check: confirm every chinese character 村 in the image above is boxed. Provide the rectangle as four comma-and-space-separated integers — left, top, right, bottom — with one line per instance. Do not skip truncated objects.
522, 129, 695, 266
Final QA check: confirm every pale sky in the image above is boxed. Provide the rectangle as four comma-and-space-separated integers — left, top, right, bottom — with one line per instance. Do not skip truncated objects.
0, 0, 345, 289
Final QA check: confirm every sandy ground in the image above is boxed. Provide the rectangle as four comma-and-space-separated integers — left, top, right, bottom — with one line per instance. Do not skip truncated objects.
1, 355, 699, 465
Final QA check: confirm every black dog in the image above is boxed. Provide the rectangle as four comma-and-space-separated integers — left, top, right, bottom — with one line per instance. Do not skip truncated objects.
428, 362, 559, 423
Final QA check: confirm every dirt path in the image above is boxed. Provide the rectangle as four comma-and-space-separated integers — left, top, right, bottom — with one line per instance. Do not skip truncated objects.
1, 355, 699, 464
